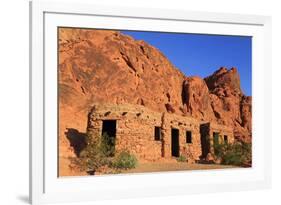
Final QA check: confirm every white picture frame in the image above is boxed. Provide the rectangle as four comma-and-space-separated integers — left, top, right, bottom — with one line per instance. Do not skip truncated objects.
30, 0, 272, 204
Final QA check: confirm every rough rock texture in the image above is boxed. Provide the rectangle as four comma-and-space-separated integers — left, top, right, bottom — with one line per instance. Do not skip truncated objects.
58, 28, 184, 175
58, 28, 252, 175
181, 67, 252, 142
59, 28, 184, 113
87, 103, 204, 162
204, 67, 252, 142
182, 76, 216, 121
205, 67, 242, 94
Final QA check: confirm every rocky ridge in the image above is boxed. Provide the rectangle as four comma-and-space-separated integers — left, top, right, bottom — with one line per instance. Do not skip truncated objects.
58, 28, 252, 167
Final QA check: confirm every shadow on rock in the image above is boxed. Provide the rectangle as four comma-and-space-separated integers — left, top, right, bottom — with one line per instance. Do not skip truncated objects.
65, 128, 87, 157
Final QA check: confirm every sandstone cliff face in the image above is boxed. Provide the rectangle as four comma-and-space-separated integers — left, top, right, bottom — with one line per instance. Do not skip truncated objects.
58, 28, 252, 169
181, 67, 252, 142
59, 28, 185, 113
182, 76, 216, 121
204, 67, 252, 142
58, 28, 185, 164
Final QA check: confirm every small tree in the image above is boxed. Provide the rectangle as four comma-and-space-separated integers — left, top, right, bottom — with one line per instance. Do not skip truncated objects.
213, 141, 252, 166
70, 132, 138, 174
70, 132, 112, 173
99, 132, 115, 157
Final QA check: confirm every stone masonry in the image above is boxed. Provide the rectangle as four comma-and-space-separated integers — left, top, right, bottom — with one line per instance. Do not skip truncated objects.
200, 122, 234, 158
87, 103, 234, 163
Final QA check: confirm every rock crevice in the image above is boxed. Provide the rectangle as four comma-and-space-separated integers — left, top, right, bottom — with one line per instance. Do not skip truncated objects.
58, 28, 252, 164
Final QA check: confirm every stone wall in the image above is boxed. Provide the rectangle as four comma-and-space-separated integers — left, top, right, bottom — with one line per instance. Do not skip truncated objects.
200, 122, 235, 157
161, 112, 202, 163
87, 103, 234, 163
209, 122, 235, 143
87, 104, 163, 161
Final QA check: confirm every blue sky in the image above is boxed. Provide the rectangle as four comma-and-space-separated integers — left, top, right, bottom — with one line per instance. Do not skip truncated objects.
122, 31, 252, 96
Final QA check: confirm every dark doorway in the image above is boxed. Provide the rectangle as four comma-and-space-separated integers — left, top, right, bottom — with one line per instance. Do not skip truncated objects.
200, 123, 210, 158
171, 128, 179, 157
102, 120, 117, 156
224, 135, 228, 143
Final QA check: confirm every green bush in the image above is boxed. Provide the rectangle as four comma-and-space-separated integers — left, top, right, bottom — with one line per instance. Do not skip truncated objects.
70, 132, 114, 172
177, 155, 187, 162
213, 141, 251, 166
99, 132, 115, 157
111, 150, 137, 170
70, 133, 138, 174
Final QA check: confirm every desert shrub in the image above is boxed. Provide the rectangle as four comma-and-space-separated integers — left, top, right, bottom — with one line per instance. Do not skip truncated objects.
213, 142, 226, 159
177, 155, 187, 162
111, 150, 137, 170
70, 132, 113, 172
70, 133, 137, 173
99, 132, 115, 157
214, 141, 251, 166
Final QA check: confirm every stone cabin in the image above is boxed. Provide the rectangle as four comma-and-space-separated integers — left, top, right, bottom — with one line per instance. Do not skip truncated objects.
87, 103, 234, 163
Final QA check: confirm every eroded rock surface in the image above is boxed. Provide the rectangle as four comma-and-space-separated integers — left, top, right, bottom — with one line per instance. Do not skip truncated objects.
58, 28, 252, 175
204, 67, 252, 142
182, 76, 216, 121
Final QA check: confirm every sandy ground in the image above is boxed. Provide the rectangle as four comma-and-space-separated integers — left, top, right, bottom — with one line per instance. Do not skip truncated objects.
59, 157, 88, 176
59, 157, 237, 177
121, 162, 236, 174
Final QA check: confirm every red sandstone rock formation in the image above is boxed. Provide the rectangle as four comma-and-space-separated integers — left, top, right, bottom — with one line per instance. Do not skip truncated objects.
204, 67, 252, 142
58, 28, 185, 172
181, 67, 252, 142
58, 28, 252, 175
182, 76, 216, 121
